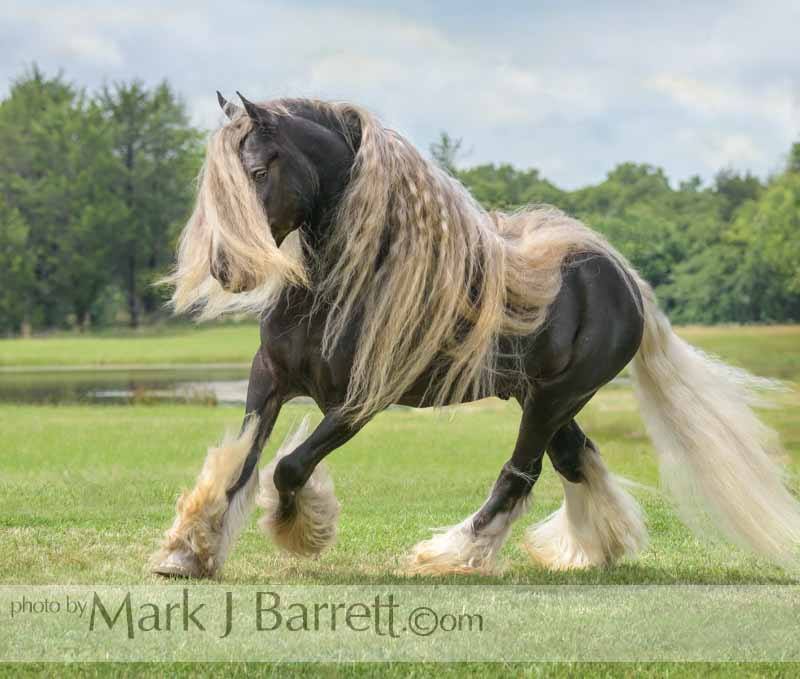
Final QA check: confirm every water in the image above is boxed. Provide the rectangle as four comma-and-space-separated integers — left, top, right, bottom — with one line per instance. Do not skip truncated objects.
0, 367, 631, 406
0, 367, 251, 405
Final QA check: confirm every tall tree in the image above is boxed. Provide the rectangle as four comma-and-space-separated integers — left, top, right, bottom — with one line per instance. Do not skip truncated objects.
1, 73, 797, 331
730, 171, 800, 320
0, 199, 34, 335
713, 169, 763, 222
430, 131, 464, 176
788, 142, 800, 174
98, 81, 202, 326
459, 163, 565, 210
0, 66, 121, 331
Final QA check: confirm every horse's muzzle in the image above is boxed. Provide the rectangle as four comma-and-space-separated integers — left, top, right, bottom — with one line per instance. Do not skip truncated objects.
210, 252, 255, 293
209, 251, 230, 287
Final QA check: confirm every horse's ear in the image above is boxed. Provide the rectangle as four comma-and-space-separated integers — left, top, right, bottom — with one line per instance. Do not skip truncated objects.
236, 92, 277, 132
216, 91, 243, 120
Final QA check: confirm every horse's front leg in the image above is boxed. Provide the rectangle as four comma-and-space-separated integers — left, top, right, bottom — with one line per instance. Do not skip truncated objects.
151, 350, 285, 578
257, 411, 367, 557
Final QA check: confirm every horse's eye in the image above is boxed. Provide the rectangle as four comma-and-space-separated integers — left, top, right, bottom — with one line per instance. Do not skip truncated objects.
251, 152, 278, 182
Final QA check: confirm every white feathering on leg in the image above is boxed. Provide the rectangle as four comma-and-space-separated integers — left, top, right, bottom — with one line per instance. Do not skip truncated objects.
151, 417, 260, 578
257, 416, 341, 556
408, 498, 529, 575
524, 447, 647, 570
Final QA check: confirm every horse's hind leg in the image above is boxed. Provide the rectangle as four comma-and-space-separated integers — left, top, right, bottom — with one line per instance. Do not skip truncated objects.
524, 419, 647, 570
408, 394, 565, 575
151, 350, 284, 578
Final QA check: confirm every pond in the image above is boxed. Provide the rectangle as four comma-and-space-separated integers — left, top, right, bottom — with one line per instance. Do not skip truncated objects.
0, 367, 251, 405
0, 367, 630, 406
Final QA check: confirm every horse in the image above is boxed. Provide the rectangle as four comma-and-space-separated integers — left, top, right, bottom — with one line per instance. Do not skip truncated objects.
151, 93, 800, 579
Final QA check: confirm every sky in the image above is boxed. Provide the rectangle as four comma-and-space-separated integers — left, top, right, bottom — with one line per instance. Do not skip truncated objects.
2, 1, 799, 189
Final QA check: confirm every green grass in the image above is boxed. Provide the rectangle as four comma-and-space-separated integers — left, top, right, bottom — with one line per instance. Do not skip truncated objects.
2, 323, 800, 381
1, 384, 799, 675
0, 322, 259, 368
9, 392, 798, 586
678, 325, 800, 381
2, 324, 800, 674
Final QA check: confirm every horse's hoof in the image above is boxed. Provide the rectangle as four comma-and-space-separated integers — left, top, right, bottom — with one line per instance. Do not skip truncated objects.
151, 549, 204, 579
406, 525, 499, 576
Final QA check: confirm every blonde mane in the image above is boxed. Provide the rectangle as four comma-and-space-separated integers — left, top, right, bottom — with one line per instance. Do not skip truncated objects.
165, 113, 307, 320
167, 100, 628, 422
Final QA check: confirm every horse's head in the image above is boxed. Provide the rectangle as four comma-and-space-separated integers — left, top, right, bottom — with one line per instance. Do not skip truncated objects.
209, 93, 356, 292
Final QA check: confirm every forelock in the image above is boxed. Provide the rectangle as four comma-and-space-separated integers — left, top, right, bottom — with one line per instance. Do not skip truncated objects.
240, 134, 263, 170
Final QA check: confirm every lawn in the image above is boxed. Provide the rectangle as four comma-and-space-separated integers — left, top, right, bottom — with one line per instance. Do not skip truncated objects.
2, 388, 799, 674
0, 322, 259, 369
1, 325, 799, 675
2, 322, 800, 381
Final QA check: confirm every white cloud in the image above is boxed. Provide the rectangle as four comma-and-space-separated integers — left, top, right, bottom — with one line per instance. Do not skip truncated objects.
675, 128, 766, 172
649, 74, 797, 135
54, 33, 124, 67
1, 0, 798, 188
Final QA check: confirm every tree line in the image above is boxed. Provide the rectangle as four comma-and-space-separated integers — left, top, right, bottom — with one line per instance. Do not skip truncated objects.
0, 67, 202, 335
1, 67, 798, 335
434, 133, 800, 325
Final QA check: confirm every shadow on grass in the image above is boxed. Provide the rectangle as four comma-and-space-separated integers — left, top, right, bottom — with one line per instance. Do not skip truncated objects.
189, 558, 800, 587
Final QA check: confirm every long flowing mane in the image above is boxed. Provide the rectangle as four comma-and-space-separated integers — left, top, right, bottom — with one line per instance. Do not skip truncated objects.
167, 100, 631, 422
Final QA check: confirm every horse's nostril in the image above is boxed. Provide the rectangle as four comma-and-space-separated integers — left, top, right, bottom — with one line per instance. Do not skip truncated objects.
211, 257, 231, 287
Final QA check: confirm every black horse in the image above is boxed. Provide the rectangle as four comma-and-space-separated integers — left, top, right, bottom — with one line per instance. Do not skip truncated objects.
152, 94, 800, 578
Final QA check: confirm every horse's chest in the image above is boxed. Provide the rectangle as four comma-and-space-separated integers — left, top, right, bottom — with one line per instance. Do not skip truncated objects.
261, 313, 355, 404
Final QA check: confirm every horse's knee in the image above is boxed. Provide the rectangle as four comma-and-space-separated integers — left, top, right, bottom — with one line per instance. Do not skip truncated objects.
273, 454, 307, 494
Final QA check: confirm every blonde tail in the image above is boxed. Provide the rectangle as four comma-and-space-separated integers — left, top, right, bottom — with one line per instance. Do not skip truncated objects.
630, 283, 800, 567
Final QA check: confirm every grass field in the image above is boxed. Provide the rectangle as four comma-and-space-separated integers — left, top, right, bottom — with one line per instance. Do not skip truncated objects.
2, 323, 800, 381
1, 325, 799, 675
0, 322, 259, 368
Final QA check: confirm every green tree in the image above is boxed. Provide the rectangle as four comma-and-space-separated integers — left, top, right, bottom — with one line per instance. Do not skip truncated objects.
1, 72, 797, 332
590, 206, 681, 290
0, 66, 122, 331
0, 199, 34, 334
665, 161, 799, 323
713, 169, 763, 222
730, 171, 800, 320
98, 80, 202, 326
430, 131, 464, 176
788, 142, 800, 174
661, 245, 739, 323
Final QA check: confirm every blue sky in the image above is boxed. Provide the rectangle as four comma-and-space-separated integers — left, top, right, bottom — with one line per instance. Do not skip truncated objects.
2, 1, 798, 188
